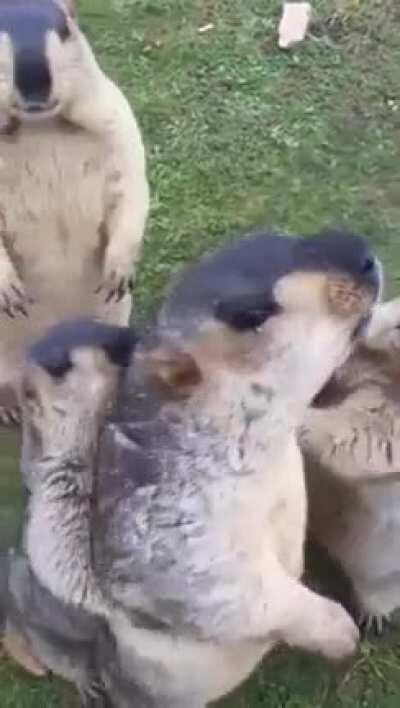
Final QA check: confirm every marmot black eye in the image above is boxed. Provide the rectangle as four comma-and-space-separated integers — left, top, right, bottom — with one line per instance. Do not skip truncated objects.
29, 346, 73, 379
43, 354, 73, 379
215, 294, 281, 332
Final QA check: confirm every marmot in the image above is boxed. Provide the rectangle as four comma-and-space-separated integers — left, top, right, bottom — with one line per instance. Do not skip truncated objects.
301, 295, 400, 632
20, 230, 379, 706
0, 0, 149, 423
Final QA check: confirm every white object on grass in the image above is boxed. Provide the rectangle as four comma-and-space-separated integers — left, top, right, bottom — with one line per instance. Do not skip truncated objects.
278, 2, 312, 49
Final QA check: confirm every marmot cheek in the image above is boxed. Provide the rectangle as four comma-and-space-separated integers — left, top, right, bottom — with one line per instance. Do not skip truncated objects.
327, 277, 374, 319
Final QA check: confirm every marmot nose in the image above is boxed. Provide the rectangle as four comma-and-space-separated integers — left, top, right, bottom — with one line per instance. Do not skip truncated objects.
361, 257, 376, 275
14, 48, 52, 106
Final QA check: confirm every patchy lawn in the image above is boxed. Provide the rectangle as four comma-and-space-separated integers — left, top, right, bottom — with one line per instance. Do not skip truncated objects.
2, 0, 400, 705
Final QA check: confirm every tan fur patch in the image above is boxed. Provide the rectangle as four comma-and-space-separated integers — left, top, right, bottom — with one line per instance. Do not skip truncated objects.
140, 345, 203, 398
2, 633, 48, 677
274, 271, 328, 313
191, 325, 261, 373
327, 276, 371, 317
274, 270, 374, 320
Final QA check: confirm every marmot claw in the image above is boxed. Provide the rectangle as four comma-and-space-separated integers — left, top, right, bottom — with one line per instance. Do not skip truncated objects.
95, 272, 132, 304
0, 405, 20, 426
80, 680, 108, 707
0, 280, 34, 318
358, 610, 391, 636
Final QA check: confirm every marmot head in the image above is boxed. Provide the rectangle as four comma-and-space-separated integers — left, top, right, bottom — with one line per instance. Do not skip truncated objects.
19, 318, 137, 471
153, 229, 381, 408
0, 0, 96, 123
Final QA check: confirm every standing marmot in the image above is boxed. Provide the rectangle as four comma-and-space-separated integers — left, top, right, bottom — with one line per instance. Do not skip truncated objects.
0, 0, 149, 422
301, 296, 400, 631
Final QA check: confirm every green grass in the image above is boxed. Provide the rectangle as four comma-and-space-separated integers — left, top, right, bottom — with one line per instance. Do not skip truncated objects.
0, 432, 21, 553
2, 0, 400, 704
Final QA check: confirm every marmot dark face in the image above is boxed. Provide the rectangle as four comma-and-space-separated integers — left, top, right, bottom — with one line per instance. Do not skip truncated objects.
0, 0, 91, 121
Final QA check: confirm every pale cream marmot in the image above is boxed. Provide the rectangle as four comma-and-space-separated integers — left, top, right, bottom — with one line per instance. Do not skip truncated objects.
0, 0, 149, 423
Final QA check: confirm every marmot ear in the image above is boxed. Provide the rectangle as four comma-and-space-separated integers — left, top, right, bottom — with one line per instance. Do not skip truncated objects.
142, 345, 202, 398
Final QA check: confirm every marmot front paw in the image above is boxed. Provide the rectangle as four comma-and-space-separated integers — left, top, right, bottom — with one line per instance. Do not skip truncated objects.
0, 274, 33, 318
307, 597, 359, 661
0, 405, 20, 426
95, 267, 134, 304
82, 680, 108, 703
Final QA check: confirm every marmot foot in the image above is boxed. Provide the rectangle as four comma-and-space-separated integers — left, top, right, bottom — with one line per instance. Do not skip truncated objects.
358, 610, 391, 636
